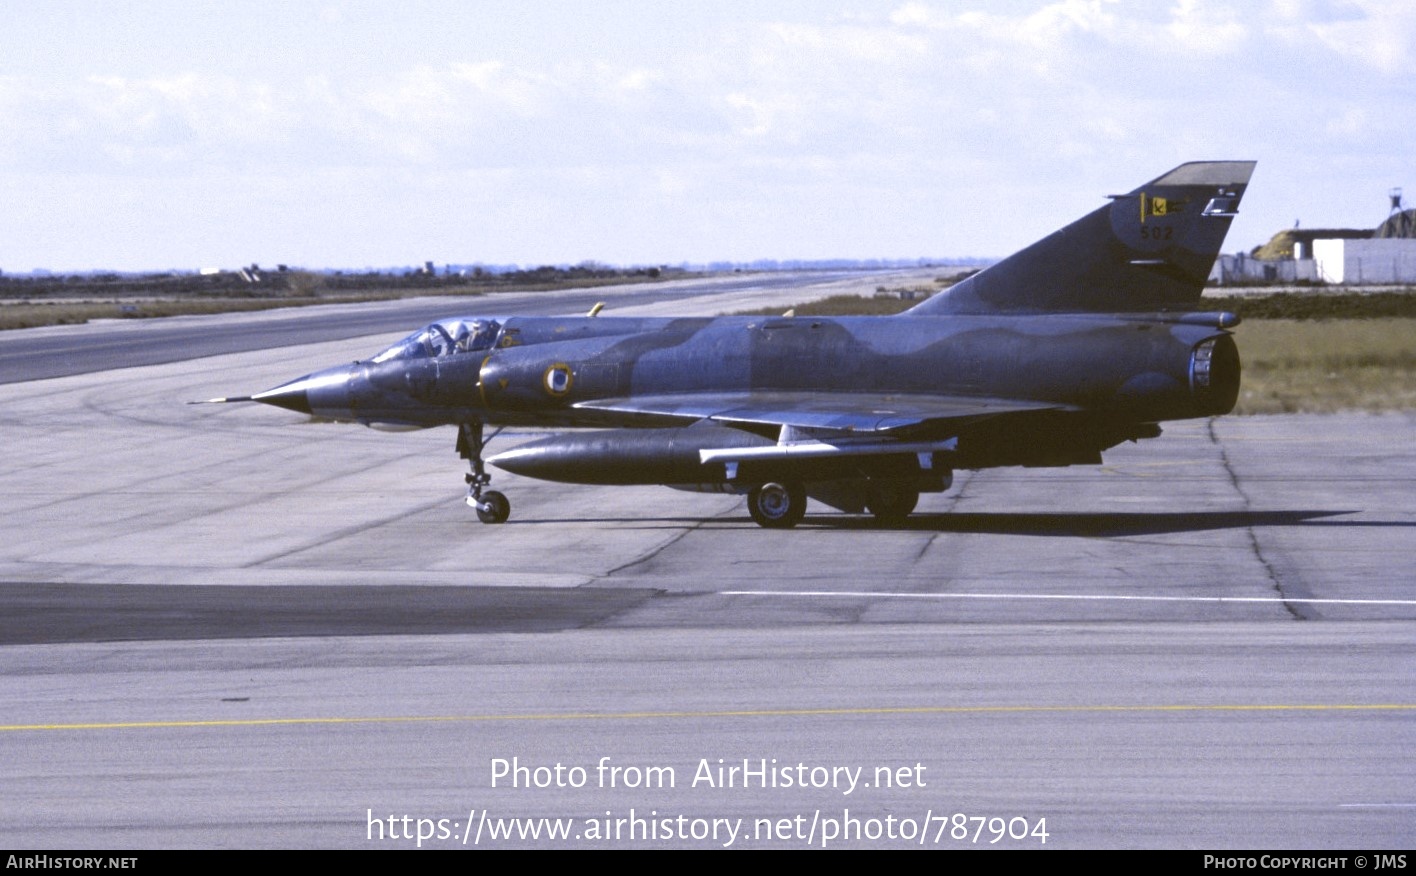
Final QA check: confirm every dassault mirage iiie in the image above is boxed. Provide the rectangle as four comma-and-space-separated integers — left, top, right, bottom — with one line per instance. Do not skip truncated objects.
209, 161, 1254, 527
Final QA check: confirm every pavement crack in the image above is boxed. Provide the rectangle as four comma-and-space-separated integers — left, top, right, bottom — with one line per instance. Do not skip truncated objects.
912, 470, 974, 564
600, 508, 728, 580
1208, 419, 1306, 620
245, 495, 453, 567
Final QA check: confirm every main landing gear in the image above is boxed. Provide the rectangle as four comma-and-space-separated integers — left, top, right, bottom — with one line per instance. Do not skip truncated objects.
743, 479, 923, 528
746, 481, 806, 529
457, 422, 509, 524
866, 481, 919, 524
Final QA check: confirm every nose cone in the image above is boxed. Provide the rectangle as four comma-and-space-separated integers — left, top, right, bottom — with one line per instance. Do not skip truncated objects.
252, 379, 312, 414
252, 366, 354, 418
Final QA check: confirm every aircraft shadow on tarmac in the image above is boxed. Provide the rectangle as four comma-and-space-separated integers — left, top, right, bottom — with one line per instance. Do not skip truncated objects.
515, 509, 1371, 537
801, 508, 1370, 536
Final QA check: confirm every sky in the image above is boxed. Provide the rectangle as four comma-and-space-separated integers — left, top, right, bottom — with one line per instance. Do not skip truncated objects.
1, 0, 1413, 272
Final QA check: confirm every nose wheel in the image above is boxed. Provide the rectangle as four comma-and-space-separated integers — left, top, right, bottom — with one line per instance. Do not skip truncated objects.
472, 489, 510, 524
458, 422, 510, 524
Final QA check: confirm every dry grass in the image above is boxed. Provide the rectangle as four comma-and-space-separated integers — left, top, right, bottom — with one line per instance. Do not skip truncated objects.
1233, 319, 1416, 413
0, 274, 671, 331
0, 298, 359, 330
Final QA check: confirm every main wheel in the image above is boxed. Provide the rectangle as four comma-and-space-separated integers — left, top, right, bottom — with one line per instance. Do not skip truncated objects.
867, 483, 918, 524
746, 482, 806, 529
475, 490, 510, 524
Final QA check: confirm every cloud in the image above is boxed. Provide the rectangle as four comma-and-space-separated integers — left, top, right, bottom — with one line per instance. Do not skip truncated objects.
2, 2, 1412, 268
1303, 1, 1416, 74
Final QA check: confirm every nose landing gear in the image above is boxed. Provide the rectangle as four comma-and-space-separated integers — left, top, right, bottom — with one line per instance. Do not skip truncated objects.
457, 421, 510, 524
471, 489, 510, 524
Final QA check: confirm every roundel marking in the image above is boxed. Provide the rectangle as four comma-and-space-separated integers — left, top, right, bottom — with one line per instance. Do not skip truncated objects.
543, 363, 573, 397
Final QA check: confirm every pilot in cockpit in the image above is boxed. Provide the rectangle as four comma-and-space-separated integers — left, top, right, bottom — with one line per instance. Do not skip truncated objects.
457, 319, 500, 353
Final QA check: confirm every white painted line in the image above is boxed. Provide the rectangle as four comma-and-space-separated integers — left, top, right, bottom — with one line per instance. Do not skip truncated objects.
720, 590, 1416, 606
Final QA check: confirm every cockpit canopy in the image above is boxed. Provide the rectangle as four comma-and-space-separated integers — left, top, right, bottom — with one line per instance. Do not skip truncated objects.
370, 317, 505, 363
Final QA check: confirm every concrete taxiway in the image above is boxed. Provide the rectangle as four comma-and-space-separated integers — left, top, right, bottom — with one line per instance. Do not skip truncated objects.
1, 273, 1412, 848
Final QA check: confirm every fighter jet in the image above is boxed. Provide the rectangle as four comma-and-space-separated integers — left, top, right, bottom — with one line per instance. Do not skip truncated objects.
209, 161, 1254, 528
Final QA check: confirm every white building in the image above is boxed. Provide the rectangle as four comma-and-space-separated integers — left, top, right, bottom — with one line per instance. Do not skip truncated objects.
1311, 238, 1416, 284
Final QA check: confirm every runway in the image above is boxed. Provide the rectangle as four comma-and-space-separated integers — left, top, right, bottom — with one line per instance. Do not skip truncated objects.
1, 272, 1413, 848
0, 268, 882, 384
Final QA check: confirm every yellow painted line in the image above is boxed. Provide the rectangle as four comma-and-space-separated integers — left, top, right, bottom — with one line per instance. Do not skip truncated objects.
4, 703, 1413, 733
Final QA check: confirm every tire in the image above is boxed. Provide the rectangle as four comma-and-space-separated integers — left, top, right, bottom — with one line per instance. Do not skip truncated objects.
867, 483, 918, 524
746, 482, 806, 529
476, 490, 511, 524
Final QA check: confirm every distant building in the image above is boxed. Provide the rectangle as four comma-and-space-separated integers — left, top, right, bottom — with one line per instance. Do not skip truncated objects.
1313, 238, 1416, 284
1214, 188, 1416, 285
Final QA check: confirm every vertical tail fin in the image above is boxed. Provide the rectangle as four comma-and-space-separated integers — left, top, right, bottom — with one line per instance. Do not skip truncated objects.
910, 161, 1256, 315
